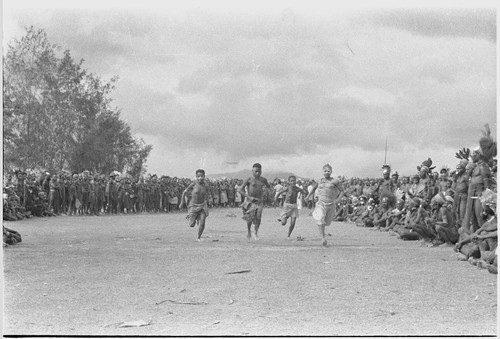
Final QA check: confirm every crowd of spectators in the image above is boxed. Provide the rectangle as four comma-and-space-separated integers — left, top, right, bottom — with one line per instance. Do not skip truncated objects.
309, 153, 497, 274
3, 170, 252, 220
3, 132, 497, 271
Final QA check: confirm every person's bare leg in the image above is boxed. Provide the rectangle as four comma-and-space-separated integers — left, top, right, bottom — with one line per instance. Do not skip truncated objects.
470, 199, 482, 233
197, 212, 207, 241
436, 226, 451, 244
318, 224, 327, 247
460, 244, 480, 258
254, 207, 263, 240
246, 220, 252, 240
288, 217, 296, 238
254, 221, 260, 241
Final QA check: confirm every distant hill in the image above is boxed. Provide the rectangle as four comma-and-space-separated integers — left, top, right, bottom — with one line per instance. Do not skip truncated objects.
207, 169, 305, 182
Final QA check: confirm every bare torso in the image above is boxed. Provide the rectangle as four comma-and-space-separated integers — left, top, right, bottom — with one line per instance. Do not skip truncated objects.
284, 186, 304, 204
189, 182, 208, 205
241, 176, 270, 203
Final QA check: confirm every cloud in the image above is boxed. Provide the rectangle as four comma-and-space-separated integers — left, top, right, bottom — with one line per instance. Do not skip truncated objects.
369, 8, 496, 42
3, 6, 496, 178
117, 16, 495, 162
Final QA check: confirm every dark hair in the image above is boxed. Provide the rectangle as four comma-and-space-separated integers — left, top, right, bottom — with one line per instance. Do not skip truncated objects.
196, 169, 205, 176
252, 163, 262, 169
288, 175, 296, 181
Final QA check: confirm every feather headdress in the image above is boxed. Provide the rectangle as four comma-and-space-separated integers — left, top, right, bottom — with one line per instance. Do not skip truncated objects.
478, 123, 497, 164
455, 148, 471, 161
417, 158, 435, 172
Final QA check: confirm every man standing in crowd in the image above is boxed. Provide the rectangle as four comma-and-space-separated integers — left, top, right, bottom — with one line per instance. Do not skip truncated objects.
452, 159, 469, 222
462, 147, 492, 232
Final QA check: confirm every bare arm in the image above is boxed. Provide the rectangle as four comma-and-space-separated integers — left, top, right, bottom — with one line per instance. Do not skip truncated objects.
482, 164, 491, 189
374, 210, 390, 223
264, 178, 274, 196
305, 182, 318, 200
179, 182, 194, 208
237, 178, 255, 202
404, 210, 414, 227
455, 219, 496, 249
414, 207, 428, 224
477, 230, 497, 240
274, 186, 288, 200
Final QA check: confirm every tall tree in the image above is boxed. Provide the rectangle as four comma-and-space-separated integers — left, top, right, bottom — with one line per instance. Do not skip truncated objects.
3, 26, 153, 175
3, 26, 59, 169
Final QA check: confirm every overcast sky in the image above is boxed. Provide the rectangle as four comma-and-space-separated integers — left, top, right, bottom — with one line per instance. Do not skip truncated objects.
3, 1, 497, 179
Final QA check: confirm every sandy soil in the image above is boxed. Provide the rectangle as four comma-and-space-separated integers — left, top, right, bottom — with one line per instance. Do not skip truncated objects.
2, 207, 497, 336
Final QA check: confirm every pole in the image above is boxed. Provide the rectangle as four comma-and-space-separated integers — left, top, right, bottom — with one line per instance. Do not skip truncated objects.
384, 137, 388, 165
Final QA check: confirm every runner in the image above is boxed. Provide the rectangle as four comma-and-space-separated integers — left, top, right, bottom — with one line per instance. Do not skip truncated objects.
179, 169, 209, 241
238, 163, 272, 241
275, 175, 309, 238
306, 164, 345, 247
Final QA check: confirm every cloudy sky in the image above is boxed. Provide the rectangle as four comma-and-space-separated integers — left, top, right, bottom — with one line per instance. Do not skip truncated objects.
3, 1, 497, 179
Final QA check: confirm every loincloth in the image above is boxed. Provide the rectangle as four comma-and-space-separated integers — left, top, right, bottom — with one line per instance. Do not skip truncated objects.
280, 203, 299, 220
186, 202, 209, 224
241, 200, 263, 223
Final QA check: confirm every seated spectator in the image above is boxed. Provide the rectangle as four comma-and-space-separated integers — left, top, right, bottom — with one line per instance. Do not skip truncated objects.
347, 196, 368, 224
409, 200, 437, 243
455, 189, 497, 272
408, 175, 426, 200
394, 198, 423, 241
371, 196, 391, 230
384, 199, 406, 232
333, 197, 351, 222
356, 197, 377, 227
433, 194, 459, 246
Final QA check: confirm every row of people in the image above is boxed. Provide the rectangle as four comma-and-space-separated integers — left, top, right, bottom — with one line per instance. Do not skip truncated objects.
3, 171, 255, 220
334, 188, 497, 274
4, 153, 494, 230
4, 130, 496, 265
323, 152, 496, 273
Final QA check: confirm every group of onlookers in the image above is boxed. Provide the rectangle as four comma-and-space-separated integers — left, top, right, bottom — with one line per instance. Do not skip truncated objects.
3, 147, 497, 271
321, 154, 497, 274
2, 170, 253, 220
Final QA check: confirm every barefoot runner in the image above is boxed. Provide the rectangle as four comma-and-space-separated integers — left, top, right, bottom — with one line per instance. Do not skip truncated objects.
238, 163, 272, 241
275, 175, 309, 238
306, 164, 345, 247
179, 169, 209, 241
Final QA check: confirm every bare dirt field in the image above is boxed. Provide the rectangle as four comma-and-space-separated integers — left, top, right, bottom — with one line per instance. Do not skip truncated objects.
2, 207, 497, 336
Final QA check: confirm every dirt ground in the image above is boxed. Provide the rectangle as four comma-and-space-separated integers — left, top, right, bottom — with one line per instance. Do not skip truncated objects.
2, 206, 497, 336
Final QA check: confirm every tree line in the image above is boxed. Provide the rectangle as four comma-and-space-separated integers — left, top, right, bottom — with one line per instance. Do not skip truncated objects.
3, 26, 152, 177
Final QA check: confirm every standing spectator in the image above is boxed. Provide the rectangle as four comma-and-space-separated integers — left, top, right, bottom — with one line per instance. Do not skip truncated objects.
452, 159, 469, 223
227, 180, 235, 207
462, 147, 492, 232
107, 173, 119, 214
307, 180, 316, 209
234, 180, 242, 207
